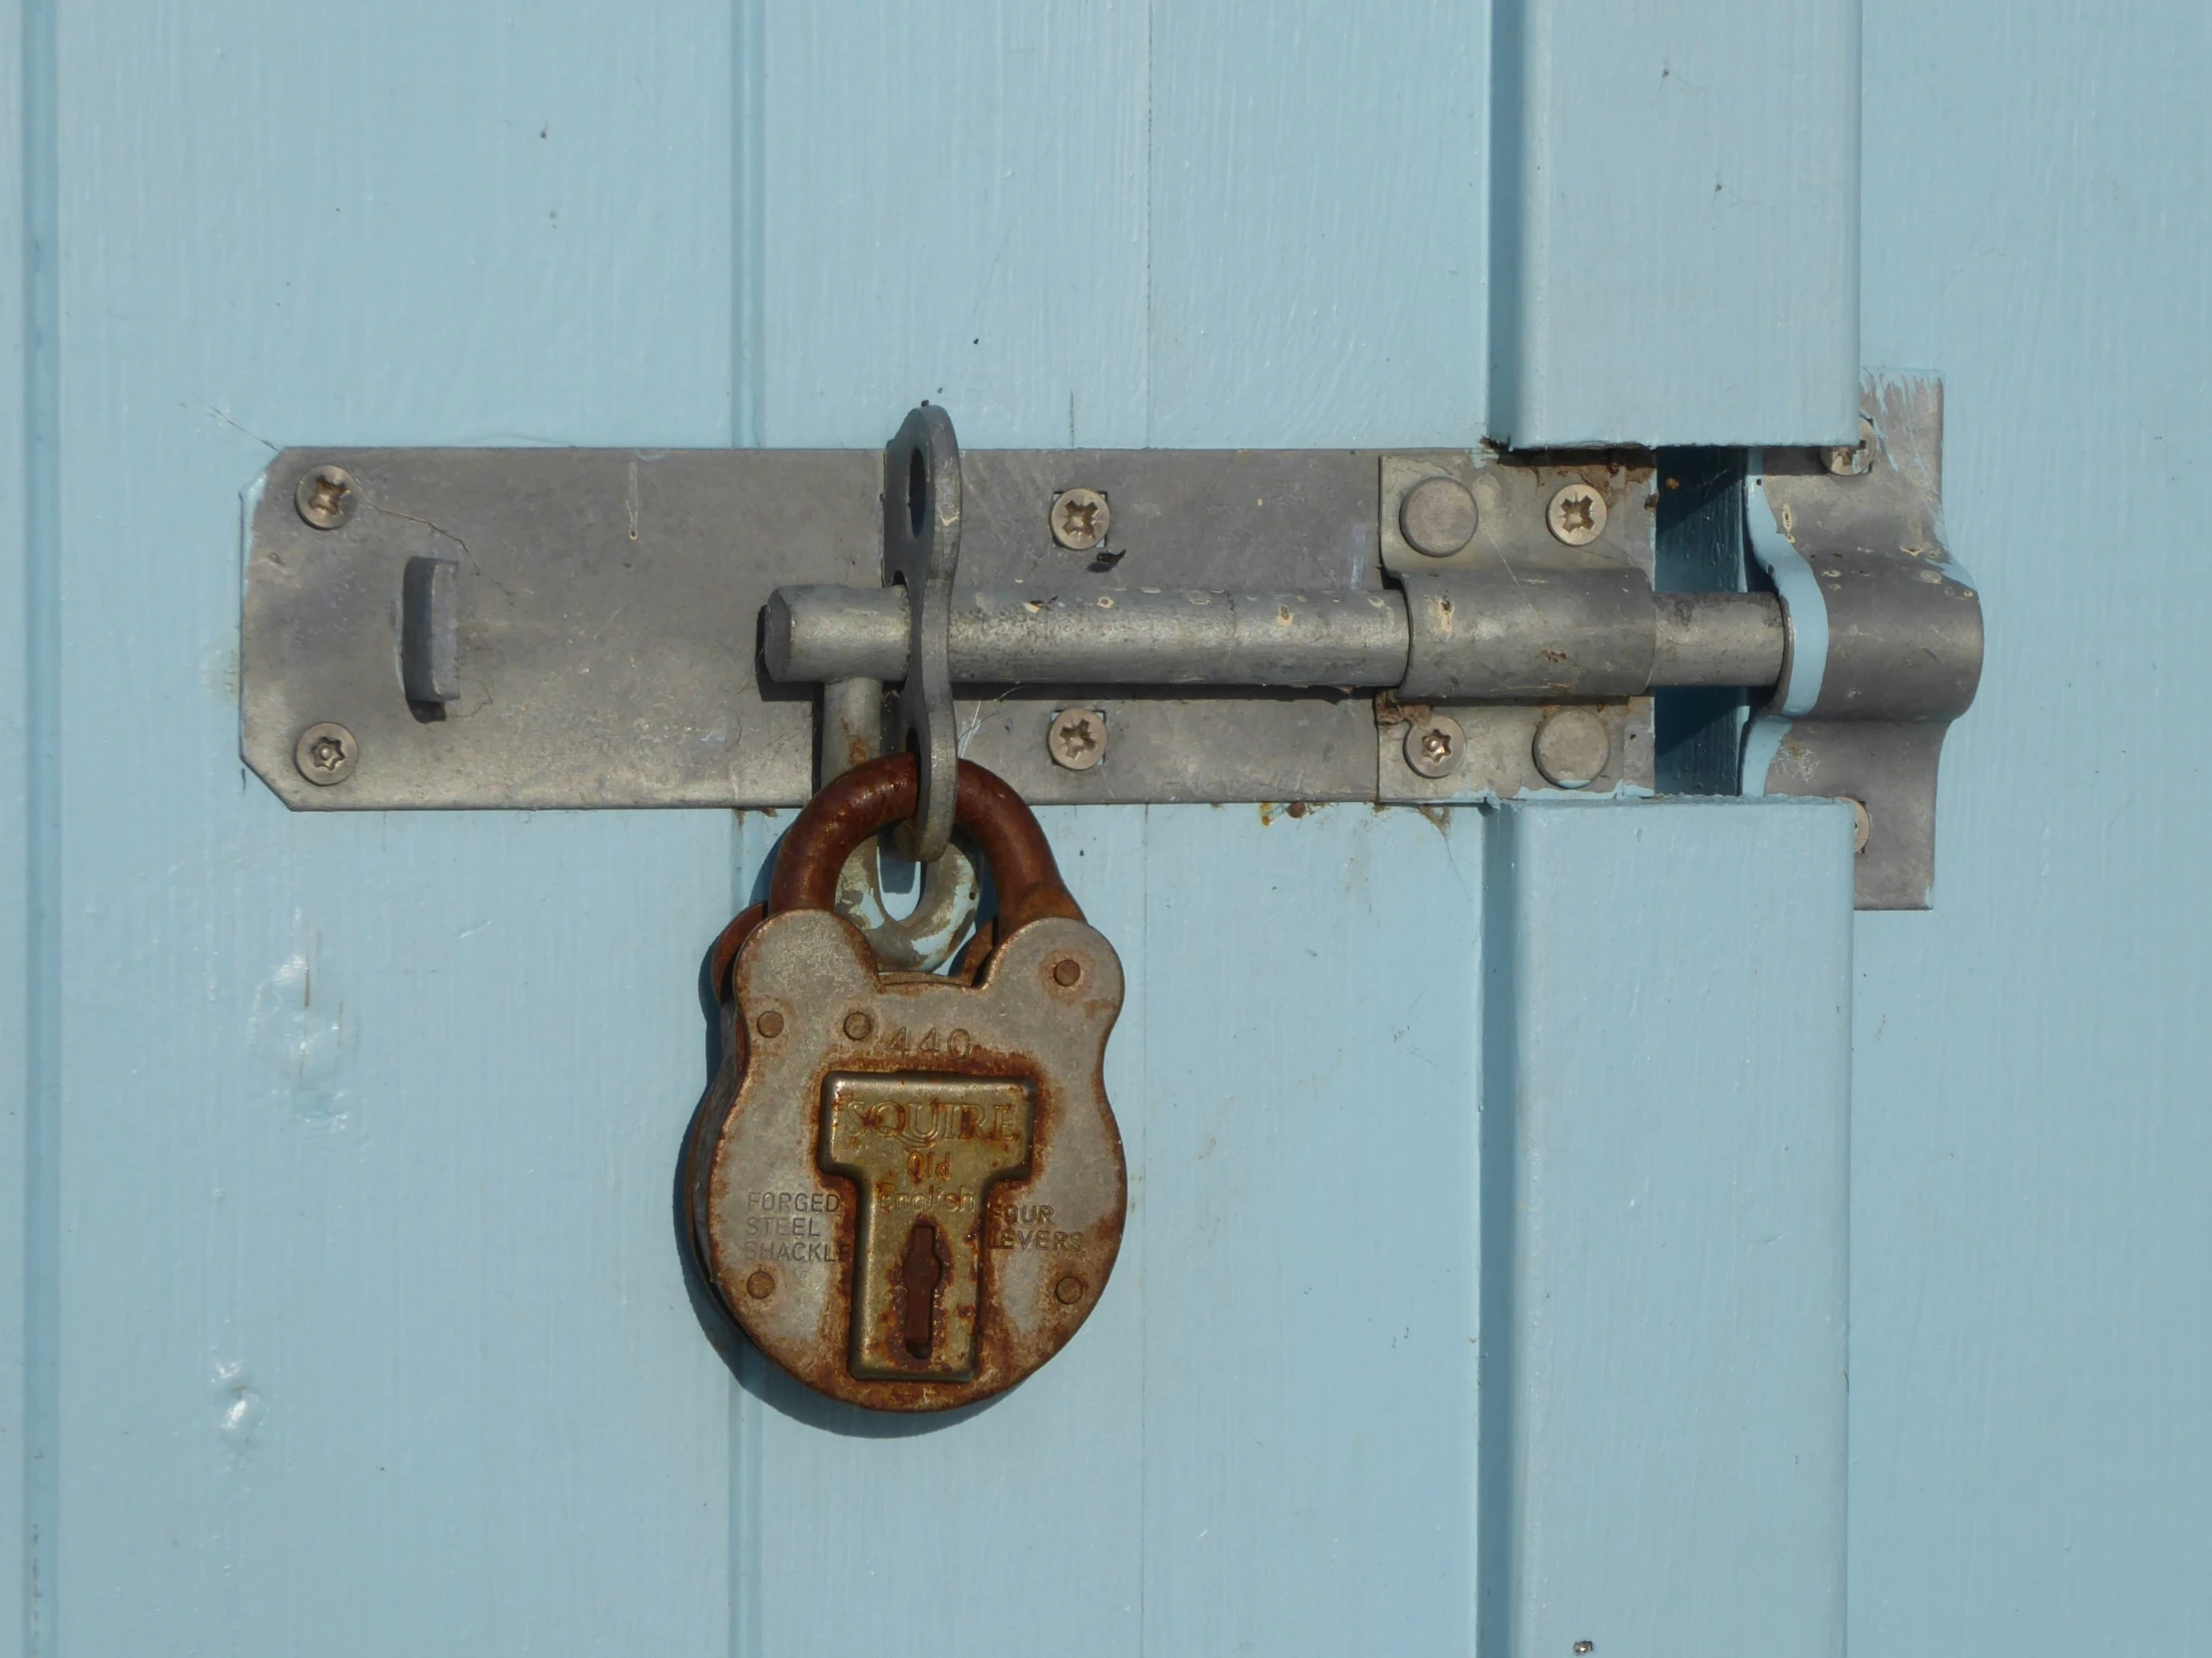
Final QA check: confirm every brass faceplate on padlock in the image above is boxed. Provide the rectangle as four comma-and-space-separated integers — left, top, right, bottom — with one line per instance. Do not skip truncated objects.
691, 909, 1125, 1412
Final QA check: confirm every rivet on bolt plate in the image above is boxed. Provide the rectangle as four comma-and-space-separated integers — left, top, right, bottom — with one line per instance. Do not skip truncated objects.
1399, 476, 1479, 557
1532, 708, 1610, 789
1402, 713, 1465, 780
293, 721, 358, 785
1049, 707, 1107, 770
294, 463, 357, 530
755, 1011, 785, 1038
1546, 482, 1607, 547
842, 1011, 873, 1040
1050, 488, 1110, 552
1824, 417, 1877, 478
1846, 797, 1873, 854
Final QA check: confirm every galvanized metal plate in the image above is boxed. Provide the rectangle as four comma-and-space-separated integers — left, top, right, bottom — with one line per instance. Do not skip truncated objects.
239, 414, 1967, 911
242, 446, 1412, 809
1749, 375, 1981, 908
954, 688, 1380, 804
1379, 697, 1657, 803
243, 448, 871, 810
691, 912, 1125, 1412
1379, 451, 1657, 577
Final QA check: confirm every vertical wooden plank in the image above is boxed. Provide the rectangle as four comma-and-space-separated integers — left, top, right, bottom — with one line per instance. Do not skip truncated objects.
732, 807, 1150, 1658
9, 0, 60, 1647
1138, 805, 1484, 1653
2, 0, 42, 1644
1851, 5, 2212, 1653
733, 803, 1485, 1653
1480, 799, 1854, 1658
49, 4, 742, 1653
1135, 52, 1495, 1633
760, 0, 1150, 448
1489, 0, 1860, 446
735, 10, 1155, 1648
1147, 0, 1490, 446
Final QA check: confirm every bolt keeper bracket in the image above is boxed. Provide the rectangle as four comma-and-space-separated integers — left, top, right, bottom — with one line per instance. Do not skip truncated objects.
238, 377, 1979, 908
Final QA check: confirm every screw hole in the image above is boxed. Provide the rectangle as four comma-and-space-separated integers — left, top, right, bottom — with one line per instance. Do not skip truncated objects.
908, 446, 928, 539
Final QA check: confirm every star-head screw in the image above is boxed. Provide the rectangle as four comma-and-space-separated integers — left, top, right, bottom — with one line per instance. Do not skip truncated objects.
293, 721, 359, 785
1546, 481, 1608, 546
295, 464, 357, 530
1048, 706, 1107, 770
1049, 487, 1111, 552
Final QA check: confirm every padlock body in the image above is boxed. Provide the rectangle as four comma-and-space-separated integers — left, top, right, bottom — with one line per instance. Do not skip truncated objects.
690, 909, 1124, 1411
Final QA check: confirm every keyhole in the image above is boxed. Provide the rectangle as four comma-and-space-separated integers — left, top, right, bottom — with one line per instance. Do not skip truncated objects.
900, 1220, 944, 1360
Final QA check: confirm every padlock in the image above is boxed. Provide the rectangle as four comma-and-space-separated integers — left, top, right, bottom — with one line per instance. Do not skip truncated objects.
685, 752, 1125, 1412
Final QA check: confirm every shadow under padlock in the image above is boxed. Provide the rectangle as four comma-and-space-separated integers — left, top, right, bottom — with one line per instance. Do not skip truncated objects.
680, 752, 1126, 1416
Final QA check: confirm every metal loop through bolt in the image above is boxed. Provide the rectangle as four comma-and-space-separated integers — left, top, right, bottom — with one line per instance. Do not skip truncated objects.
818, 673, 980, 972
881, 405, 962, 863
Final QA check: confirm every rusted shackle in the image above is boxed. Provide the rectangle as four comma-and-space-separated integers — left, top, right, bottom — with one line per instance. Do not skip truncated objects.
710, 753, 1083, 997
689, 752, 1125, 1412
776, 754, 1082, 928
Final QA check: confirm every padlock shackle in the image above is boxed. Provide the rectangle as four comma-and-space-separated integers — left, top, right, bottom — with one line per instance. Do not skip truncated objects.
770, 753, 1085, 935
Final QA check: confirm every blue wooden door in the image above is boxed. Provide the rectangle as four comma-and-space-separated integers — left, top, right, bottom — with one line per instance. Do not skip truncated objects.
5, 3, 2204, 1655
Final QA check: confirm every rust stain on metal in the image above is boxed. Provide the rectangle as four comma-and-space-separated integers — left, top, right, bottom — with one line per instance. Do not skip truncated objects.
685, 754, 1124, 1413
769, 752, 1082, 935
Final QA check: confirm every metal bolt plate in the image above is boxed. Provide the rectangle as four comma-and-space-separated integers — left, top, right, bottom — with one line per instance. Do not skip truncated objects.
1380, 699, 1653, 803
1378, 453, 1650, 577
235, 392, 1967, 913
1748, 374, 1981, 909
242, 447, 1387, 812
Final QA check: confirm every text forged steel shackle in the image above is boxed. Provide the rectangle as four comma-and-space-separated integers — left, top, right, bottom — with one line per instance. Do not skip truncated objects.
686, 753, 1127, 1414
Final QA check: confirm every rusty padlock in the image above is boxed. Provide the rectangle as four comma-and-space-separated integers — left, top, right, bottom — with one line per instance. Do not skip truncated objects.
685, 753, 1125, 1412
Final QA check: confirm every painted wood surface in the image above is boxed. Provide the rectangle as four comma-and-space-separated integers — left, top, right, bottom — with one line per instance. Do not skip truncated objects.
3, 0, 34, 1646
1481, 800, 1854, 1658
1849, 4, 2212, 1652
729, 804, 1487, 1655
17, 3, 746, 1651
1487, 0, 1862, 447
13, 0, 2204, 1653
